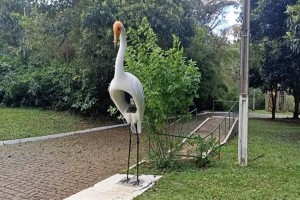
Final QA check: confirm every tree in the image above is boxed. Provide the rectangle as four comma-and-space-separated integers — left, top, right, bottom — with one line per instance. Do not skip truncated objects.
286, 2, 300, 53
285, 1, 300, 118
249, 42, 264, 88
251, 0, 297, 41
250, 0, 299, 119
185, 26, 240, 110
0, 0, 27, 50
110, 0, 197, 49
189, 0, 238, 29
0, 0, 241, 116
261, 40, 284, 119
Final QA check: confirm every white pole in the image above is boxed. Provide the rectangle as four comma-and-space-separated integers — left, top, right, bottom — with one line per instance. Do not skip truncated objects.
253, 88, 255, 110
238, 0, 250, 166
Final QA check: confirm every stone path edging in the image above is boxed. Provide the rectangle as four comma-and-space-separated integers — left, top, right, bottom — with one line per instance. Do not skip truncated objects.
0, 123, 128, 146
0, 112, 212, 147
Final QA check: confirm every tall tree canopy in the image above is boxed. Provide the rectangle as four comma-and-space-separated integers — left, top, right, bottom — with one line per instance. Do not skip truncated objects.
250, 0, 300, 118
0, 0, 240, 115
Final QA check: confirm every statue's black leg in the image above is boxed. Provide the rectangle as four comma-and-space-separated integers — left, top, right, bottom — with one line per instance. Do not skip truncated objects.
127, 125, 132, 180
136, 126, 140, 184
131, 123, 140, 186
120, 124, 132, 183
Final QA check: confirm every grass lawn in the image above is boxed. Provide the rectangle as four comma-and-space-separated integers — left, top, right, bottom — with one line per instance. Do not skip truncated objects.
136, 118, 300, 199
0, 107, 115, 140
249, 109, 293, 116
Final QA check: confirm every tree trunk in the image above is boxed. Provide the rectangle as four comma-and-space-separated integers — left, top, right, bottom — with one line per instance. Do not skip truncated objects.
271, 89, 277, 119
293, 91, 300, 119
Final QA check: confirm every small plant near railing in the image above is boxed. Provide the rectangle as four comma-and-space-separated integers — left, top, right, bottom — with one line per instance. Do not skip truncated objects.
188, 136, 221, 167
147, 122, 221, 170
146, 114, 192, 170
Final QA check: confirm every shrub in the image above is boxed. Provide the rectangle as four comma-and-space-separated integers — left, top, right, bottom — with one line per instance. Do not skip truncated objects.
125, 18, 201, 168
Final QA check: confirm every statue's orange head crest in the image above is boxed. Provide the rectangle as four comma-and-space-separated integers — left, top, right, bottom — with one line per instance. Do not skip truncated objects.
113, 21, 123, 48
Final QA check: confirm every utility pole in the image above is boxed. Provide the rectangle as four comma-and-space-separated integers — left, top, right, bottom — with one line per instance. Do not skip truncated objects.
238, 0, 250, 166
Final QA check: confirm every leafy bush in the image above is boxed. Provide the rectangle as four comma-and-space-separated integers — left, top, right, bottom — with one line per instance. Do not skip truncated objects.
286, 95, 295, 112
0, 59, 98, 112
248, 88, 266, 110
189, 136, 221, 167
125, 18, 201, 168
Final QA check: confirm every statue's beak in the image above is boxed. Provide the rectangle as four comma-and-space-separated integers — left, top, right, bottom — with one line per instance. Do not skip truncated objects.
114, 34, 119, 49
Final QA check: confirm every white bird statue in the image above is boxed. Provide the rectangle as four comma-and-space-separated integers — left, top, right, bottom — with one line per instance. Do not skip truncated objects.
109, 21, 145, 186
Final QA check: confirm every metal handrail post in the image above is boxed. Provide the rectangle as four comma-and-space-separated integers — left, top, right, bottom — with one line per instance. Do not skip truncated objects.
229, 111, 231, 127
218, 125, 220, 142
225, 117, 227, 138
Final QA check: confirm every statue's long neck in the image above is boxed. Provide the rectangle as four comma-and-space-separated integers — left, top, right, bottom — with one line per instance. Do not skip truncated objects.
115, 28, 126, 78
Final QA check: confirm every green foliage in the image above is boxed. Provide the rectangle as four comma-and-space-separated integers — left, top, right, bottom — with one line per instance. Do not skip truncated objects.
250, 0, 300, 119
249, 42, 264, 88
0, 0, 241, 115
0, 0, 112, 113
125, 18, 201, 168
251, 0, 297, 41
0, 59, 97, 112
113, 0, 196, 49
285, 2, 300, 53
0, 0, 26, 50
189, 0, 238, 29
126, 18, 200, 127
286, 95, 295, 112
248, 88, 265, 110
186, 26, 240, 110
189, 136, 221, 168
285, 1, 300, 118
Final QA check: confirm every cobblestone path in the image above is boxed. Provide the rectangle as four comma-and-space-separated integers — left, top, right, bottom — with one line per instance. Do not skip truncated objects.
0, 126, 143, 200
0, 113, 216, 200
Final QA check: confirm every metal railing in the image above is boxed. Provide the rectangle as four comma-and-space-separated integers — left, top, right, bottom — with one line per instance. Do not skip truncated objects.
150, 108, 200, 140
203, 101, 238, 141
213, 100, 239, 115
148, 101, 239, 159
165, 108, 198, 136
147, 109, 198, 158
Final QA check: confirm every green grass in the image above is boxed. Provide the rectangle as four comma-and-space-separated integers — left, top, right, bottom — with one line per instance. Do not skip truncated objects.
249, 109, 293, 116
0, 107, 114, 140
136, 118, 300, 200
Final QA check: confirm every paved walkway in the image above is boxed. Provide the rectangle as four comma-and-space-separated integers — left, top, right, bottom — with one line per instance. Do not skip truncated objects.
195, 116, 229, 141
0, 126, 142, 200
179, 116, 237, 156
0, 113, 235, 200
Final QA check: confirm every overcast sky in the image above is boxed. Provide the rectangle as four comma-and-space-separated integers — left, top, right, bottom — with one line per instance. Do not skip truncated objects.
225, 6, 240, 26
213, 5, 241, 40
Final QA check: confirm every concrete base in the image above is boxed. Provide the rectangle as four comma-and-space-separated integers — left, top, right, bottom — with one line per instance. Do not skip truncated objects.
64, 174, 162, 200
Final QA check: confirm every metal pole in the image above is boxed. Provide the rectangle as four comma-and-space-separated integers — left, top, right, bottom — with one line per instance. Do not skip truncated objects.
213, 100, 215, 115
253, 88, 255, 110
238, 0, 250, 166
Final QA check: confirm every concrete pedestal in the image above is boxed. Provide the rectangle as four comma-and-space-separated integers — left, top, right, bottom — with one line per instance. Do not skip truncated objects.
64, 174, 162, 200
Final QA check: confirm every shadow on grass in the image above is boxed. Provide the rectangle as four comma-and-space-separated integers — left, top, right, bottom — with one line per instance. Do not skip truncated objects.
275, 132, 300, 144
251, 118, 300, 144
251, 118, 300, 126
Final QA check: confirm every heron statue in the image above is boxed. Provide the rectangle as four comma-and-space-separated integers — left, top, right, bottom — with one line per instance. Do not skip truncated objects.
109, 21, 145, 186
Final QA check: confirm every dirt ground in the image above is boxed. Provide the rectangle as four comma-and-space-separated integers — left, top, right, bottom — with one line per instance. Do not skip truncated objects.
0, 126, 148, 200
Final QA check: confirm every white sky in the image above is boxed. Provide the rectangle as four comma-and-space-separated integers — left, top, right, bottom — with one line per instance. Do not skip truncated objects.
217, 6, 240, 29
225, 6, 240, 26
213, 5, 241, 40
